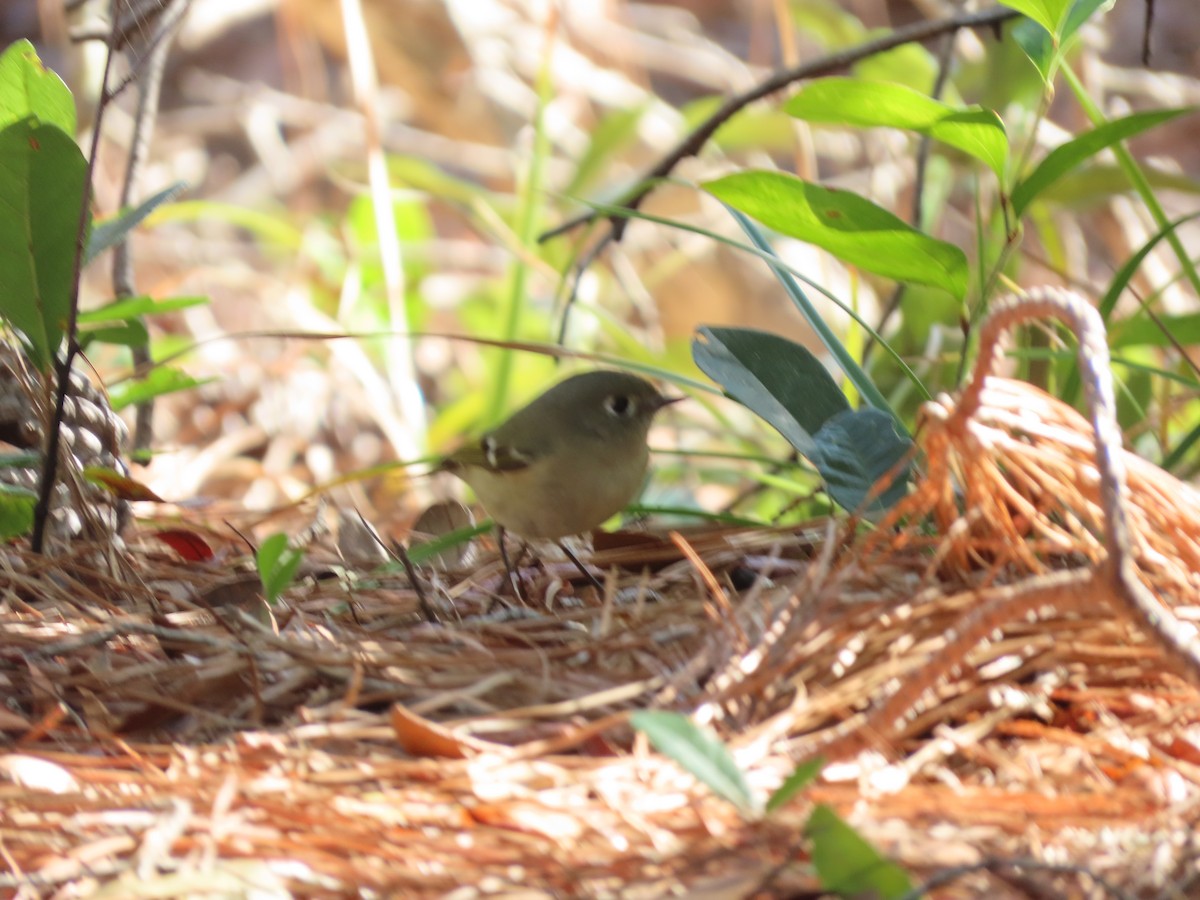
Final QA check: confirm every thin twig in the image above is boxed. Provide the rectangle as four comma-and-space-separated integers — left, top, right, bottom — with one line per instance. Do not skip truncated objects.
539, 6, 1020, 246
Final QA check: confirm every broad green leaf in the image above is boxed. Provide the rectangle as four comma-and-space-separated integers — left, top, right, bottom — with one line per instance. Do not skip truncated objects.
1011, 0, 1108, 80
77, 295, 209, 324
692, 327, 912, 513
704, 171, 968, 299
85, 182, 187, 265
766, 757, 824, 813
0, 39, 75, 134
786, 79, 1008, 181
0, 483, 36, 540
693, 327, 849, 462
854, 42, 938, 93
812, 409, 912, 512
1012, 108, 1194, 217
630, 710, 758, 815
107, 366, 211, 411
0, 118, 88, 371
806, 804, 914, 898
257, 533, 305, 606
999, 0, 1070, 35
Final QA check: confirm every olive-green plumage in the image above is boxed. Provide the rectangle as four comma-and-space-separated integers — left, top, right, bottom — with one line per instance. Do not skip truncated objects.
442, 370, 677, 539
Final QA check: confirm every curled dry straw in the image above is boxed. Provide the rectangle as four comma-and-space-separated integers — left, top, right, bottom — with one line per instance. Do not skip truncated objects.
2, 289, 1200, 895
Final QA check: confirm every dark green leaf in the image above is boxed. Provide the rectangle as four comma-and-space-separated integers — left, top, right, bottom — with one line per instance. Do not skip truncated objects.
0, 118, 88, 371
0, 39, 75, 134
630, 710, 758, 815
765, 757, 824, 813
692, 327, 912, 512
693, 326, 849, 461
1012, 108, 1194, 217
813, 409, 912, 512
806, 804, 914, 898
1011, 17, 1056, 81
704, 171, 968, 299
85, 182, 187, 265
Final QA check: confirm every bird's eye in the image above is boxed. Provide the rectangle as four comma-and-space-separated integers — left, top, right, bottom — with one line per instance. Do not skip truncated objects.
604, 393, 634, 417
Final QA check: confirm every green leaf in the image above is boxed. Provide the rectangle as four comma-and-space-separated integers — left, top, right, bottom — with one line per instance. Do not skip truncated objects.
85, 182, 187, 265
765, 757, 824, 814
854, 41, 938, 93
107, 366, 211, 411
693, 327, 912, 512
78, 318, 149, 350
998, 0, 1071, 35
0, 39, 75, 134
77, 294, 209, 325
0, 118, 89, 371
1061, 0, 1113, 44
813, 409, 912, 511
806, 804, 914, 898
704, 170, 968, 299
630, 710, 758, 815
1011, 0, 1109, 81
1011, 108, 1194, 217
405, 520, 493, 566
1111, 312, 1200, 349
785, 79, 1008, 181
0, 482, 36, 540
724, 207, 927, 413
256, 532, 305, 606
693, 327, 848, 461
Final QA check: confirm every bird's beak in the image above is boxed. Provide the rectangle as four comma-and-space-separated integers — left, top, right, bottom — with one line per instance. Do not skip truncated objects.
654, 394, 685, 411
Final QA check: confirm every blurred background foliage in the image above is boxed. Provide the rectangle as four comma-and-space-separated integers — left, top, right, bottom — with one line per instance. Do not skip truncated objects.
6, 0, 1199, 536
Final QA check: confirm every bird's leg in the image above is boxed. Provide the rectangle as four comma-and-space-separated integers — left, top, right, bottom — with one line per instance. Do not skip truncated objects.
557, 540, 606, 593
497, 526, 530, 604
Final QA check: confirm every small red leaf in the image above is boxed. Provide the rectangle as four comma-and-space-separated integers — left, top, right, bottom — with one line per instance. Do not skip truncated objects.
155, 529, 214, 562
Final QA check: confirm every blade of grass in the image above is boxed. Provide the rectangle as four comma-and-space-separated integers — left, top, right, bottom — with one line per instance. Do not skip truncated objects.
488, 13, 556, 426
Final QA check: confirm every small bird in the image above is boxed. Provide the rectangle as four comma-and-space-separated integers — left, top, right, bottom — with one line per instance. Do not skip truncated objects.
440, 370, 679, 541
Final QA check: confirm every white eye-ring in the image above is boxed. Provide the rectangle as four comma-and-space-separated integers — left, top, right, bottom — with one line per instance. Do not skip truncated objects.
604, 393, 634, 417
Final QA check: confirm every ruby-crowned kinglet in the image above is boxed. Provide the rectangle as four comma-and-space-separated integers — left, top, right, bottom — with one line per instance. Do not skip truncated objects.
440, 370, 679, 540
